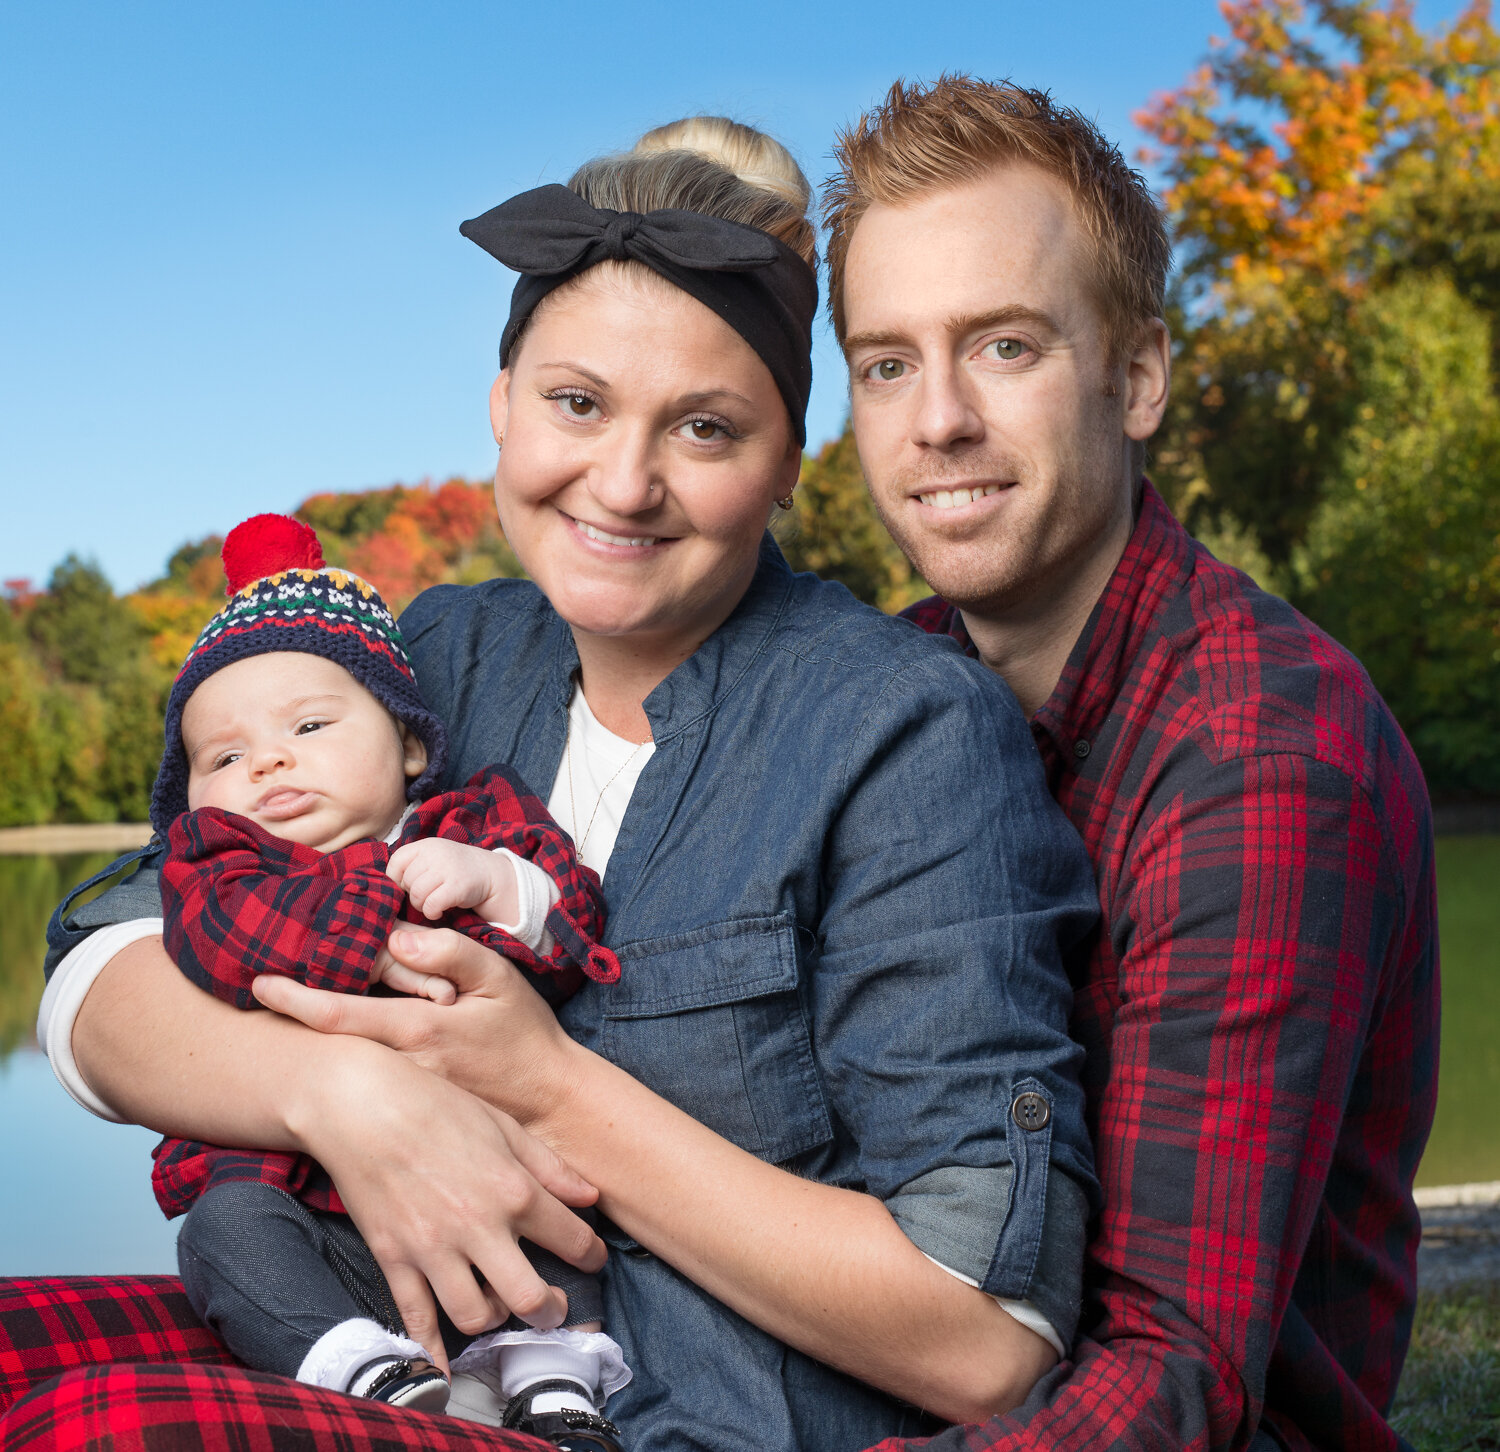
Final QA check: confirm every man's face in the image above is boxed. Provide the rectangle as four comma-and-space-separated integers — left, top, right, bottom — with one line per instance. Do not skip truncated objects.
842, 163, 1150, 621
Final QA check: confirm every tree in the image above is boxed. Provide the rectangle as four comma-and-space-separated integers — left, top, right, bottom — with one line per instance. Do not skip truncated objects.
1139, 0, 1500, 792
775, 428, 927, 612
25, 555, 149, 688
1297, 274, 1500, 793
0, 639, 56, 826
1139, 0, 1500, 563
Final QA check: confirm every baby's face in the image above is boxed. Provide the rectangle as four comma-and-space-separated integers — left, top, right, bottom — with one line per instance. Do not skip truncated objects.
182, 652, 427, 852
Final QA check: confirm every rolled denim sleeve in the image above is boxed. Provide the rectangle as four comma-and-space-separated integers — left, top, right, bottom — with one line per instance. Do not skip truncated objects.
44, 843, 165, 980
811, 654, 1099, 1341
40, 844, 167, 1119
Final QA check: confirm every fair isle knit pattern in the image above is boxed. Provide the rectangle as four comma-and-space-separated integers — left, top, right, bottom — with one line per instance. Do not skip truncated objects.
178, 567, 411, 686
148, 518, 448, 838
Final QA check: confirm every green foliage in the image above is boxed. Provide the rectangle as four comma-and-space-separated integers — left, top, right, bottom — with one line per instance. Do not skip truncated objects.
162, 535, 227, 597
99, 669, 169, 822
774, 427, 927, 612
43, 684, 113, 823
1144, 0, 1500, 793
1296, 275, 1500, 794
296, 490, 404, 554
1157, 280, 1363, 566
25, 555, 149, 688
0, 639, 57, 827
0, 563, 170, 826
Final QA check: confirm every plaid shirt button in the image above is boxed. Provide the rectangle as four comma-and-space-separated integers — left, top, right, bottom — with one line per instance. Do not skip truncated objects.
1011, 1092, 1050, 1131
1073, 738, 1091, 760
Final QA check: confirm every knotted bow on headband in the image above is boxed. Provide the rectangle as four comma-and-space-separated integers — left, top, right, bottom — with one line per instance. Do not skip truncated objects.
461, 183, 816, 445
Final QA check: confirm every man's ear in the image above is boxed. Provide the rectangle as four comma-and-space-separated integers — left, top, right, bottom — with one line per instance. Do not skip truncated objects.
489, 371, 511, 446
1124, 318, 1171, 443
401, 725, 429, 781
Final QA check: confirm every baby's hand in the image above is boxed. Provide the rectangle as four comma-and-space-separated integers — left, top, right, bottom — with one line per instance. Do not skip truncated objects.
372, 941, 458, 1005
387, 838, 520, 928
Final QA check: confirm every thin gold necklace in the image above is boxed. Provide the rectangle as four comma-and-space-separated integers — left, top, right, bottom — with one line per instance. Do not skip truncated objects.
565, 713, 645, 857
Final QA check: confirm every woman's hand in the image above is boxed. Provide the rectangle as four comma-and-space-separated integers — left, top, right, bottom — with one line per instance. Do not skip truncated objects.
273, 1027, 605, 1374
254, 925, 576, 1126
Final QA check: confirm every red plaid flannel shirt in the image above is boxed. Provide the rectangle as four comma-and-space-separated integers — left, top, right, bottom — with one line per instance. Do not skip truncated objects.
887, 484, 1438, 1452
154, 763, 620, 1222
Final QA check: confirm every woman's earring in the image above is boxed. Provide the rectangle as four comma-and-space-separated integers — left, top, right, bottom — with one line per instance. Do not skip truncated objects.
496, 432, 505, 453
775, 490, 796, 511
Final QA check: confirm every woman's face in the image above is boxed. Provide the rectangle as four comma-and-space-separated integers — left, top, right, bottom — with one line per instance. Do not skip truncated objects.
490, 266, 801, 657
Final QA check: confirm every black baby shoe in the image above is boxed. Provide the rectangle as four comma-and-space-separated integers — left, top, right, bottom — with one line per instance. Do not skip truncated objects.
501, 1376, 624, 1451
348, 1356, 450, 1413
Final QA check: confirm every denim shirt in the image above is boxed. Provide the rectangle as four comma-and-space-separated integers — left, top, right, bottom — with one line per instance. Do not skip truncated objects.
48, 536, 1099, 1452
402, 537, 1099, 1447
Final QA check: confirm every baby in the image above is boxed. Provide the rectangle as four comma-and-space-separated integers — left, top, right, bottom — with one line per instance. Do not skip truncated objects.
147, 514, 629, 1450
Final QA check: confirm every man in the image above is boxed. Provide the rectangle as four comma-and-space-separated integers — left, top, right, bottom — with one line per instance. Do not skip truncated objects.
828, 77, 1439, 1451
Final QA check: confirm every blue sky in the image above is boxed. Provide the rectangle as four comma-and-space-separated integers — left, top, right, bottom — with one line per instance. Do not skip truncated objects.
1, 0, 1469, 591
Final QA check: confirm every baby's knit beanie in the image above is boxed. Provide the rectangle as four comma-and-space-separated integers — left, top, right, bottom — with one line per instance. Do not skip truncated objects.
149, 514, 448, 838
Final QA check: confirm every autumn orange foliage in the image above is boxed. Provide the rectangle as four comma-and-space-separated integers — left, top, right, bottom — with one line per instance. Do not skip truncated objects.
1138, 0, 1500, 296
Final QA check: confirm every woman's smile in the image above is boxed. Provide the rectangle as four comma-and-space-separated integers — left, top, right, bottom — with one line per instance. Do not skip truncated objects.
564, 509, 674, 552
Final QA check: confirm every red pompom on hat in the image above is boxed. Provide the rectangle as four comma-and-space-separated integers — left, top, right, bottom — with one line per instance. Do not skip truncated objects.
220, 513, 325, 596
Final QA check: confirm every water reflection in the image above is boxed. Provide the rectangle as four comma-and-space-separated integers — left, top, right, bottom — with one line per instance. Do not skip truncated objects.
1, 1050, 181, 1273
0, 852, 119, 1060
1, 851, 179, 1274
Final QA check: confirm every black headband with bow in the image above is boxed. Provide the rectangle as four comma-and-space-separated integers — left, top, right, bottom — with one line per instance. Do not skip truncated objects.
460, 184, 816, 445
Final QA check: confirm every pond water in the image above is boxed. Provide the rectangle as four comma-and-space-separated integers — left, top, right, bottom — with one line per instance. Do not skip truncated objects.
1, 842, 1496, 1274
0, 853, 180, 1273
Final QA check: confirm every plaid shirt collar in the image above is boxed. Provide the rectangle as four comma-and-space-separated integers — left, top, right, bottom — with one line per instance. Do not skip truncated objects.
1031, 481, 1195, 765
910, 480, 1195, 761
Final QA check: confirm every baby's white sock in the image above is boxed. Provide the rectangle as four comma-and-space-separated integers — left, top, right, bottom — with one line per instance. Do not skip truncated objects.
498, 1333, 602, 1414
295, 1316, 428, 1392
447, 1326, 631, 1426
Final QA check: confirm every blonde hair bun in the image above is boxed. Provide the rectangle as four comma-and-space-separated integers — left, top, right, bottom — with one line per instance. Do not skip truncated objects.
567, 117, 817, 268
634, 117, 811, 216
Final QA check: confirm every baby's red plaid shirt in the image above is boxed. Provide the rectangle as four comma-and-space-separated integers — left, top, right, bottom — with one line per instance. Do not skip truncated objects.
154, 762, 619, 1220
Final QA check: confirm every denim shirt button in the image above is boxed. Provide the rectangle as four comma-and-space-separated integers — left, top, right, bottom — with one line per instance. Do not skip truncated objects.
1011, 1091, 1051, 1131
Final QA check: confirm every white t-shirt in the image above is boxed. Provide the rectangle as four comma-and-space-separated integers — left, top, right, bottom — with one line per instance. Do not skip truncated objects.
545, 683, 654, 883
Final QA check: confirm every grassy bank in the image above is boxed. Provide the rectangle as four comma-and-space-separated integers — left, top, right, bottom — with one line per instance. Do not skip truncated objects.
1392, 1282, 1500, 1449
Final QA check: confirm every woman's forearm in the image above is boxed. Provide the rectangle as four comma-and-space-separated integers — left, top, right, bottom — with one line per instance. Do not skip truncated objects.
531, 1042, 1055, 1424
72, 935, 371, 1147
73, 937, 607, 1366
249, 934, 1057, 1417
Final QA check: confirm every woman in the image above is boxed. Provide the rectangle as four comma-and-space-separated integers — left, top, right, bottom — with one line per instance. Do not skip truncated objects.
5, 119, 1098, 1452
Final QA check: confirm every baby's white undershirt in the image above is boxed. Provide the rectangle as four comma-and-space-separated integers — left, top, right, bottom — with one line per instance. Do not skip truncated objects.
39, 681, 1062, 1357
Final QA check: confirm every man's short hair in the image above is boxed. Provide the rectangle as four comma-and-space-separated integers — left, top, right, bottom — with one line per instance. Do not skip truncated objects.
824, 76, 1171, 362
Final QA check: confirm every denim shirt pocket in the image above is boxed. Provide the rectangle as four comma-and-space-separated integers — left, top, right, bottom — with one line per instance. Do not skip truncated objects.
980, 1075, 1054, 1301
601, 914, 834, 1165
